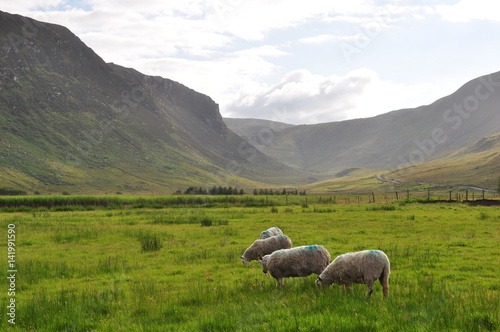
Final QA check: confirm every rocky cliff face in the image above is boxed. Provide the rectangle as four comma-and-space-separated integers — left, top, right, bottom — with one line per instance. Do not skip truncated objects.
0, 11, 297, 192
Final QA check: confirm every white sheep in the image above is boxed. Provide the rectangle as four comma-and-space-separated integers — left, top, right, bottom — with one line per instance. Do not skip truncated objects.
259, 226, 284, 239
240, 234, 292, 265
316, 250, 390, 298
259, 245, 331, 287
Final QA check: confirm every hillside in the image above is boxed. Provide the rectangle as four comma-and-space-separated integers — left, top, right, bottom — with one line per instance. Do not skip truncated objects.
302, 133, 500, 194
226, 72, 500, 189
383, 133, 500, 190
0, 11, 299, 193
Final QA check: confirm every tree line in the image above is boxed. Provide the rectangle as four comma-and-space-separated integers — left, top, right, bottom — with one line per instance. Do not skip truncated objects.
252, 188, 307, 196
176, 186, 246, 195
175, 186, 308, 196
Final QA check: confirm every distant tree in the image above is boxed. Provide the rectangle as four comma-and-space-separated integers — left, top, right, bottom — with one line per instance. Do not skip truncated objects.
239, 189, 245, 195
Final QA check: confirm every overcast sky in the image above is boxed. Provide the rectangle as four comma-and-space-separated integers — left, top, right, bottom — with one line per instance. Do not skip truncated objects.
4, 0, 500, 124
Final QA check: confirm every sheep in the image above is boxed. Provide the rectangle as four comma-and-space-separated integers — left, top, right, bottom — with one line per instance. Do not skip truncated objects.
259, 245, 331, 287
240, 234, 292, 265
316, 249, 390, 298
259, 226, 283, 239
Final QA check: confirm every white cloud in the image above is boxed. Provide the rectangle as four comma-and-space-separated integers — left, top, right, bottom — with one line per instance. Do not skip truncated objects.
4, 0, 499, 126
1, 0, 62, 13
133, 46, 282, 108
436, 0, 500, 22
225, 68, 443, 124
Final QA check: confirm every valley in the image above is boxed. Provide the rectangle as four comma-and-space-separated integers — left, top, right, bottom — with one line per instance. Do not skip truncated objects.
0, 11, 499, 194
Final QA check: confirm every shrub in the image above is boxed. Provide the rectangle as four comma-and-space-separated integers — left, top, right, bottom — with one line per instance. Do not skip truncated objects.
479, 212, 489, 220
200, 218, 213, 227
0, 188, 27, 195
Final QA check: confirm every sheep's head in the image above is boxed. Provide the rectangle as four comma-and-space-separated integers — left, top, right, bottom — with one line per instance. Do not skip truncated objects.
259, 255, 269, 273
316, 276, 326, 287
240, 255, 249, 265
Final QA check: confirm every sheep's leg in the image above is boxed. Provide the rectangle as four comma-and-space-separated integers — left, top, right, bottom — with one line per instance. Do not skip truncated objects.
343, 284, 348, 293
365, 280, 374, 298
380, 279, 389, 298
277, 278, 283, 288
380, 269, 390, 298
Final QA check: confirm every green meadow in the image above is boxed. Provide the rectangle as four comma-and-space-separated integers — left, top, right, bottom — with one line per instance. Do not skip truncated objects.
0, 196, 498, 331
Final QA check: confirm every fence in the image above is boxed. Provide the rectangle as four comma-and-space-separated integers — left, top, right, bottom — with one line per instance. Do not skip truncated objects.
0, 189, 498, 210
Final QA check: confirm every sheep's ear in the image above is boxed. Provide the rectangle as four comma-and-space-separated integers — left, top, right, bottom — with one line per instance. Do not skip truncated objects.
240, 256, 244, 259
317, 276, 322, 281
258, 255, 263, 261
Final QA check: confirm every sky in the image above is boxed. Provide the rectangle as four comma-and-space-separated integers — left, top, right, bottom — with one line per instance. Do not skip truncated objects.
3, 0, 500, 124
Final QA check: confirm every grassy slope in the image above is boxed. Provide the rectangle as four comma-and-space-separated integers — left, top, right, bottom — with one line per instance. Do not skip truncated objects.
384, 133, 500, 190
0, 200, 498, 331
303, 133, 500, 194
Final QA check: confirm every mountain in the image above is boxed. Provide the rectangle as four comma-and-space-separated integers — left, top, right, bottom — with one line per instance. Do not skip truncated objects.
226, 72, 500, 189
0, 11, 299, 193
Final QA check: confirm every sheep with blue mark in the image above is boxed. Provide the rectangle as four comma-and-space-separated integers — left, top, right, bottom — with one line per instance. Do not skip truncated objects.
259, 226, 283, 239
259, 245, 331, 287
240, 234, 292, 265
316, 249, 390, 298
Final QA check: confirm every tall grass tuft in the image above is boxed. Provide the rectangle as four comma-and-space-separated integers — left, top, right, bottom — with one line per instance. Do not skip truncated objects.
139, 234, 163, 252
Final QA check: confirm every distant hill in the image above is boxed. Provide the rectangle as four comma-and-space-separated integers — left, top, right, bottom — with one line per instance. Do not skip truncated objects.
226, 72, 500, 189
0, 11, 299, 193
223, 118, 295, 137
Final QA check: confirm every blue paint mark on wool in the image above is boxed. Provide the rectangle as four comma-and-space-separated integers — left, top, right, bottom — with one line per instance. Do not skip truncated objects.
369, 250, 380, 255
305, 245, 319, 251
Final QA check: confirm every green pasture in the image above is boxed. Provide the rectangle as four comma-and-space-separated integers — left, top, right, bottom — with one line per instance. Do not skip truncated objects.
0, 196, 498, 331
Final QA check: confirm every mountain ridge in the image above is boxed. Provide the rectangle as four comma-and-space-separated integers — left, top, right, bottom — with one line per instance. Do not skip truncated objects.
225, 71, 500, 188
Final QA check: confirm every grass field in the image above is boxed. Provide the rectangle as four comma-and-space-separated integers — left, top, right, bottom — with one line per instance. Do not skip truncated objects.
0, 196, 498, 331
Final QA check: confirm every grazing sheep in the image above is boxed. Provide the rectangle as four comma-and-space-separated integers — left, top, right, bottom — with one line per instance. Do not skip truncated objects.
260, 245, 331, 287
240, 235, 292, 265
316, 250, 390, 298
259, 227, 284, 239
